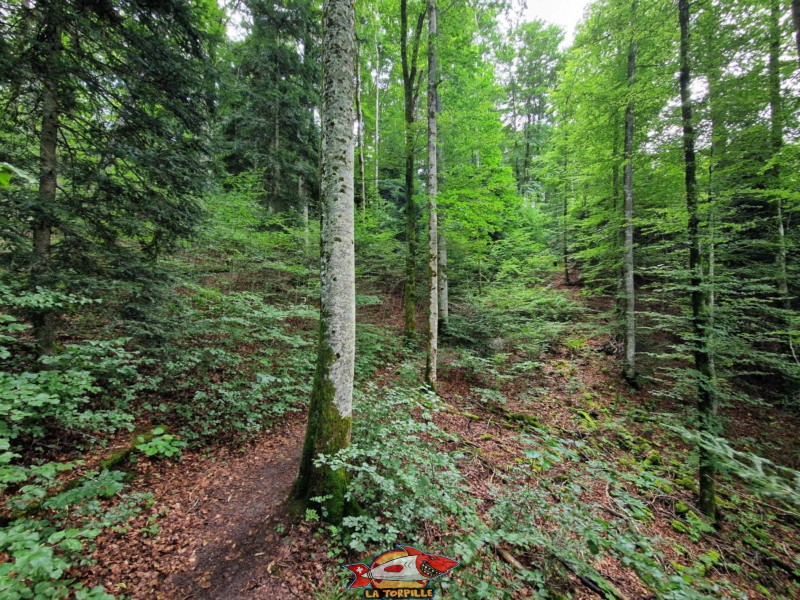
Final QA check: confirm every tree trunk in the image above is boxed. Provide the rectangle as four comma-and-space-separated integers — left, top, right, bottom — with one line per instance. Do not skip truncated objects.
400, 0, 425, 341
706, 39, 726, 390
355, 41, 367, 210
792, 0, 800, 68
562, 152, 570, 286
32, 2, 62, 357
437, 145, 448, 331
522, 113, 532, 189
679, 0, 716, 521
623, 8, 637, 384
768, 0, 790, 312
438, 224, 448, 330
425, 0, 438, 389
374, 37, 381, 195
295, 0, 356, 525
299, 176, 309, 251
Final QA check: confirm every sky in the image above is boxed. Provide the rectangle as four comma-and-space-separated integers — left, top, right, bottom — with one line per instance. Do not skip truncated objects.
524, 0, 591, 45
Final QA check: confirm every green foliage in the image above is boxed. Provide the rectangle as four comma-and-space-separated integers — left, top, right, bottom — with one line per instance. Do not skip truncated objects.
0, 466, 147, 600
447, 284, 582, 358
134, 427, 186, 459
314, 383, 479, 552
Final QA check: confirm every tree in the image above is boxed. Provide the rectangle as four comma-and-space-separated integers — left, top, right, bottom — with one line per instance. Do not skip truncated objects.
678, 0, 715, 520
294, 0, 357, 524
218, 0, 321, 213
0, 0, 220, 354
424, 0, 438, 388
400, 0, 426, 340
622, 0, 638, 383
792, 0, 800, 67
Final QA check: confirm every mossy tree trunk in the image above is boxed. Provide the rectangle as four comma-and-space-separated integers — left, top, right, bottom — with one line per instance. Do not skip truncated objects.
400, 0, 425, 341
294, 0, 356, 525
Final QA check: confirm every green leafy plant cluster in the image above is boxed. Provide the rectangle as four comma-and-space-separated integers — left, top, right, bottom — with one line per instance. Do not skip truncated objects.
134, 427, 186, 459
314, 382, 481, 552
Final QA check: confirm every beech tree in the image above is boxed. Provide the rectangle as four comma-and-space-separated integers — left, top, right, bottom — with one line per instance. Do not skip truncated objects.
400, 0, 425, 340
680, 0, 715, 518
294, 0, 357, 523
424, 0, 438, 388
622, 0, 637, 384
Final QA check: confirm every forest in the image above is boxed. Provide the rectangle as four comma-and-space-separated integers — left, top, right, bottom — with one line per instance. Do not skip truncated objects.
1, 0, 799, 598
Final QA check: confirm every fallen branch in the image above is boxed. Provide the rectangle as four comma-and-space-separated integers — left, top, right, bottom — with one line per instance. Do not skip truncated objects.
496, 546, 630, 600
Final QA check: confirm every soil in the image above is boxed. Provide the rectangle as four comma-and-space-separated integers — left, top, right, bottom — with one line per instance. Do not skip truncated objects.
84, 421, 312, 599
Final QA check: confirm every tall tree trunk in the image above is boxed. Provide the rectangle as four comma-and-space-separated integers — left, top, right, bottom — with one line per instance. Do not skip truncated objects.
270, 113, 280, 213
425, 0, 438, 389
679, 0, 716, 521
437, 145, 448, 331
792, 0, 800, 68
374, 37, 381, 195
299, 176, 309, 251
522, 113, 532, 189
612, 110, 626, 329
295, 0, 356, 525
438, 224, 448, 329
562, 151, 570, 285
355, 42, 367, 209
768, 0, 790, 312
706, 43, 726, 390
623, 7, 638, 384
32, 2, 62, 356
510, 82, 521, 191
400, 0, 425, 341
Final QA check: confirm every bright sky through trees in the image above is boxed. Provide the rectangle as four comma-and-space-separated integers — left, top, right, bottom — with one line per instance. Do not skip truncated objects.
525, 0, 590, 43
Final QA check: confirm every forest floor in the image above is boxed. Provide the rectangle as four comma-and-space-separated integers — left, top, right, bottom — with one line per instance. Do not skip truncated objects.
75, 276, 800, 599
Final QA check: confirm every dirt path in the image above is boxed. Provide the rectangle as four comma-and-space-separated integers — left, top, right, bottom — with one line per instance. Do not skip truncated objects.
86, 420, 307, 599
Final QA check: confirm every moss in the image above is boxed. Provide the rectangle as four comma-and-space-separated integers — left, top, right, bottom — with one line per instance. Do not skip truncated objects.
506, 412, 544, 429
294, 324, 359, 525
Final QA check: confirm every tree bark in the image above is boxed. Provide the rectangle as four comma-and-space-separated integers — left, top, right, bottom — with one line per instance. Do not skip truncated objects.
425, 0, 438, 389
32, 1, 62, 357
400, 0, 426, 341
679, 0, 716, 521
295, 0, 357, 525
622, 5, 637, 384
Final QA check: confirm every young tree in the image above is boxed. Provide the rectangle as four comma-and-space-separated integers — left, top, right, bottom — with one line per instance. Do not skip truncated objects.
622, 0, 638, 383
678, 0, 715, 520
294, 0, 357, 524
